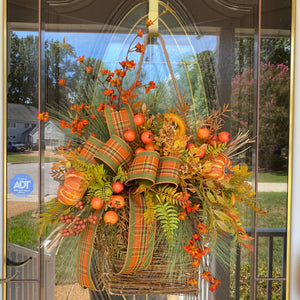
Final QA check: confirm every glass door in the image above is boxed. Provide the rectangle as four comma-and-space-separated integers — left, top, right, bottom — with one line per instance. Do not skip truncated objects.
4, 0, 292, 299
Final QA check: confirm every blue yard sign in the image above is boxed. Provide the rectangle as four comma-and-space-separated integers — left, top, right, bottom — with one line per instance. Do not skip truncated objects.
10, 174, 34, 197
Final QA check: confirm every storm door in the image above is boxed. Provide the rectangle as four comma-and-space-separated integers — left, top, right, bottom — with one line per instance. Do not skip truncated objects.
4, 0, 292, 299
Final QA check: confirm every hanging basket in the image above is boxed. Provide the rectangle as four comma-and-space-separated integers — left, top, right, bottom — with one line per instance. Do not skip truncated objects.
89, 195, 199, 296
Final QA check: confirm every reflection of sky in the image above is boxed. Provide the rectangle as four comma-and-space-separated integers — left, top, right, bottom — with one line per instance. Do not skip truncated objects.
15, 31, 217, 61
14, 31, 217, 98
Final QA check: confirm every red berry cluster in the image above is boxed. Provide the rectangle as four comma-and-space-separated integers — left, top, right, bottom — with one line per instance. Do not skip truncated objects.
59, 216, 86, 236
75, 201, 84, 209
87, 214, 98, 225
59, 213, 99, 237
60, 214, 75, 224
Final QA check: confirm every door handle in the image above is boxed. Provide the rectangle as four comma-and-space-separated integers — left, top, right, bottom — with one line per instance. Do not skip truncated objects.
0, 257, 32, 283
7, 257, 32, 267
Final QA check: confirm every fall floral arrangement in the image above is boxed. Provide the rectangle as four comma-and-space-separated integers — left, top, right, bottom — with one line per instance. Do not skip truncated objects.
38, 20, 265, 295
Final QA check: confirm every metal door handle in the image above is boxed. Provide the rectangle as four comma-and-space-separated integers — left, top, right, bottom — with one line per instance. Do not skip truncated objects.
0, 257, 32, 283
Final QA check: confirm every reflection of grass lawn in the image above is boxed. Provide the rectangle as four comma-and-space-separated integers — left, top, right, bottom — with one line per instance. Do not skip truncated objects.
8, 210, 77, 284
7, 151, 60, 163
231, 192, 287, 299
257, 171, 287, 183
240, 192, 287, 228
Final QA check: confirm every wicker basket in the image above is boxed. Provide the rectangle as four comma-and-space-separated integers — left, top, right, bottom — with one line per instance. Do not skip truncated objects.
91, 205, 199, 296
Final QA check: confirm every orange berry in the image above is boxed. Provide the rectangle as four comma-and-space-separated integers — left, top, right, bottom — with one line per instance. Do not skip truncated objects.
124, 129, 136, 142
133, 114, 145, 126
104, 211, 118, 225
208, 135, 218, 146
110, 195, 125, 209
145, 142, 156, 151
135, 147, 145, 155
90, 196, 104, 210
218, 131, 231, 143
197, 127, 210, 139
141, 131, 154, 144
111, 181, 124, 194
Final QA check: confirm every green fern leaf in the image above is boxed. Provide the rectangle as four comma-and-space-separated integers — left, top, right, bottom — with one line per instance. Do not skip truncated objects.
155, 185, 182, 205
155, 203, 179, 244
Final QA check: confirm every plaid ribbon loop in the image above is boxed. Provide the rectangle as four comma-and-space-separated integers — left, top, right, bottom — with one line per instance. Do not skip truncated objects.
94, 135, 133, 173
126, 151, 160, 186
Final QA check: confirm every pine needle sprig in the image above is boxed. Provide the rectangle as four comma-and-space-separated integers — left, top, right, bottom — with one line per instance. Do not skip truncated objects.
200, 104, 231, 132
224, 129, 254, 157
173, 93, 193, 132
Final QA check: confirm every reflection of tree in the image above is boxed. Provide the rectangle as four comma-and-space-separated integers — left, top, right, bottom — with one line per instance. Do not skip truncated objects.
231, 62, 289, 170
8, 33, 39, 105
7, 33, 105, 110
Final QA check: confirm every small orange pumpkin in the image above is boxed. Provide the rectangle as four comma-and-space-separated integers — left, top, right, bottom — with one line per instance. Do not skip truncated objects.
203, 153, 233, 182
57, 170, 88, 206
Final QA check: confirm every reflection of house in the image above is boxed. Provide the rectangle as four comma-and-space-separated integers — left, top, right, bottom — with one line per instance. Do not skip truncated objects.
30, 119, 66, 150
7, 103, 38, 146
7, 103, 66, 149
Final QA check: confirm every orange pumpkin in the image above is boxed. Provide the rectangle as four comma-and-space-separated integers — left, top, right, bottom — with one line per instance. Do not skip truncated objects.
203, 153, 233, 182
57, 170, 88, 206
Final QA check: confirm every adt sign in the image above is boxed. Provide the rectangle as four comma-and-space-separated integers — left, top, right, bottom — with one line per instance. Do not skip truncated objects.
10, 174, 34, 197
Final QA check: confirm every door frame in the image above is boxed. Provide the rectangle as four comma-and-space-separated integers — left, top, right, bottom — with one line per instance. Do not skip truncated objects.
0, 0, 298, 299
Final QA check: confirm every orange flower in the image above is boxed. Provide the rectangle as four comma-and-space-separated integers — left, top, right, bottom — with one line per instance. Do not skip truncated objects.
135, 42, 145, 54
97, 103, 105, 112
146, 18, 154, 27
209, 279, 221, 292
37, 112, 43, 121
201, 271, 211, 282
111, 94, 117, 101
60, 120, 69, 129
86, 66, 93, 73
114, 69, 122, 76
120, 71, 126, 77
37, 112, 49, 122
119, 61, 126, 68
126, 60, 136, 69
193, 233, 200, 240
137, 29, 144, 37
178, 212, 187, 220
192, 259, 201, 267
76, 56, 85, 63
103, 89, 114, 96
100, 69, 109, 75
58, 78, 66, 86
145, 80, 156, 94
198, 222, 208, 233
187, 278, 198, 286
66, 140, 72, 149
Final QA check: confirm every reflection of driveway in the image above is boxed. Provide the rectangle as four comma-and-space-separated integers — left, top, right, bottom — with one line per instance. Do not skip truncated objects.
7, 162, 59, 202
